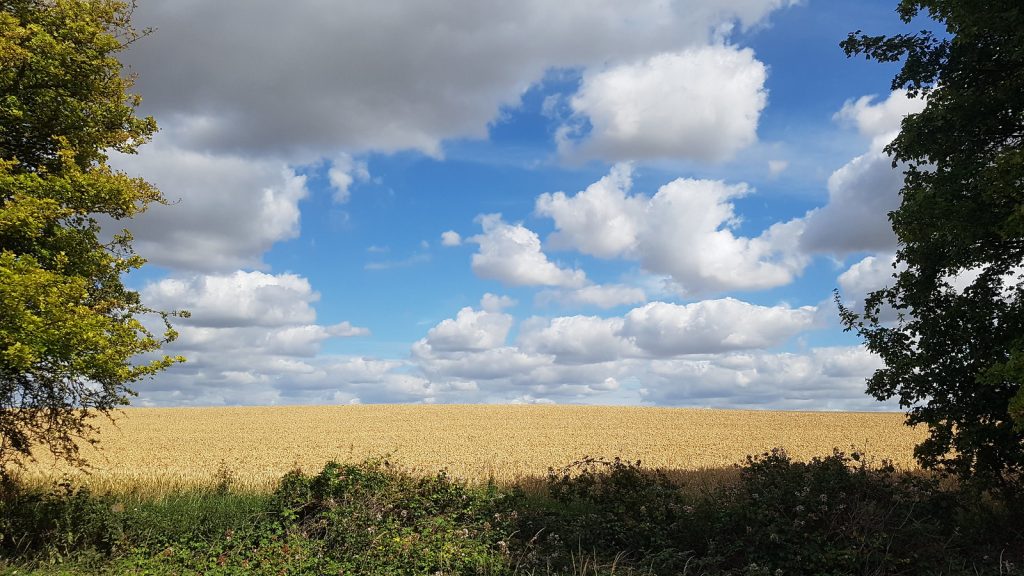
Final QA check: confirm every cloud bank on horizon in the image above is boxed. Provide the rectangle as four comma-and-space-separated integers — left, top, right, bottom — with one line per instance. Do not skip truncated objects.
111, 0, 924, 410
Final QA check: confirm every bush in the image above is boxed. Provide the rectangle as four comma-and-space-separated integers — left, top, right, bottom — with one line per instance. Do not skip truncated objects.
714, 448, 1021, 575
270, 458, 517, 575
516, 450, 1023, 575
0, 480, 124, 564
516, 456, 703, 572
2, 454, 1021, 575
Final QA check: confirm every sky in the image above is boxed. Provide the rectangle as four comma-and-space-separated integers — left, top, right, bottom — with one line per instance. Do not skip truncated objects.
108, 0, 935, 410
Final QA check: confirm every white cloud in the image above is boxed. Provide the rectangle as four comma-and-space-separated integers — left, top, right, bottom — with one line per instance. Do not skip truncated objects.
835, 89, 924, 147
518, 315, 637, 364
108, 2, 791, 280
538, 166, 809, 294
536, 163, 644, 258
124, 1, 795, 158
328, 322, 372, 337
421, 307, 514, 352
837, 254, 899, 306
143, 271, 321, 328
640, 346, 888, 410
798, 148, 903, 254
510, 395, 558, 405
768, 159, 789, 176
411, 306, 631, 401
469, 214, 587, 287
480, 293, 517, 312
170, 324, 358, 358
834, 253, 913, 325
315, 358, 442, 403
109, 137, 308, 273
142, 284, 885, 409
328, 153, 369, 203
412, 344, 553, 382
799, 90, 925, 255
620, 299, 816, 356
137, 271, 368, 406
563, 46, 768, 162
538, 284, 648, 309
440, 230, 462, 246
399, 295, 828, 404
946, 265, 1024, 300
639, 179, 807, 293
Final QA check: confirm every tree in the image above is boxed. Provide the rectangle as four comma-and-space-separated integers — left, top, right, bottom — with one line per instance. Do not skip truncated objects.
0, 0, 182, 479
839, 0, 1024, 494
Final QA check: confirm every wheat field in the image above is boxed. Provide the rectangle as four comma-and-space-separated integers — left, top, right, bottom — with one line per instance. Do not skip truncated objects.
24, 405, 926, 493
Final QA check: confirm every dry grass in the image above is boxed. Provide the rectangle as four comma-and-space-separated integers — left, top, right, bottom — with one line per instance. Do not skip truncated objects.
22, 404, 926, 494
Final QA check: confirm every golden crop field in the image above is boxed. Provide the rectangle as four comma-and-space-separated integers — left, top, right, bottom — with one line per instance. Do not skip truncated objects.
25, 405, 927, 493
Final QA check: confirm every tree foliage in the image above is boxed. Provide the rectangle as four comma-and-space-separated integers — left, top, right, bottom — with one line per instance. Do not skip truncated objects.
840, 0, 1024, 492
0, 0, 182, 477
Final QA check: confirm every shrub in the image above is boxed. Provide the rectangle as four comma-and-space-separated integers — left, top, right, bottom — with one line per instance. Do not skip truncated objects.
715, 448, 1017, 575
0, 479, 124, 563
515, 457, 705, 572
2, 455, 1021, 575
271, 458, 517, 575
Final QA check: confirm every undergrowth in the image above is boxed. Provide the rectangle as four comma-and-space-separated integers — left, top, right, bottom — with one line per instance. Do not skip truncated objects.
1, 450, 1021, 575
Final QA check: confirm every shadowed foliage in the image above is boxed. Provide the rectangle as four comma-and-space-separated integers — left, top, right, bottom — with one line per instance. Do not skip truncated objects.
839, 0, 1024, 495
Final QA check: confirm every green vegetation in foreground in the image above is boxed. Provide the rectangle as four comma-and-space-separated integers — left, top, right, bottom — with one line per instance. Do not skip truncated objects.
1, 452, 1022, 576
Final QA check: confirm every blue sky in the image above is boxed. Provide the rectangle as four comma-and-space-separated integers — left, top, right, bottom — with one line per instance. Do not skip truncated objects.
110, 0, 934, 409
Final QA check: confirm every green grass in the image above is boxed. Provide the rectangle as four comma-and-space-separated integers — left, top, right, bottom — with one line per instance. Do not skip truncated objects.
2, 451, 1022, 575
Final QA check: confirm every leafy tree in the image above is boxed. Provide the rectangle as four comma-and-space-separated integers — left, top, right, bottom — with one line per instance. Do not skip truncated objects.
839, 0, 1024, 493
0, 0, 182, 478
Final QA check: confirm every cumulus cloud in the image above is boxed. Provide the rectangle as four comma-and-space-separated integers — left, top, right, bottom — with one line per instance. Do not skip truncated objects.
537, 165, 809, 294
640, 346, 888, 410
144, 271, 320, 328
422, 307, 514, 352
400, 296, 825, 405
835, 89, 926, 148
412, 344, 553, 383
639, 179, 807, 293
621, 299, 817, 356
537, 284, 648, 309
469, 214, 587, 287
136, 271, 368, 405
799, 90, 925, 255
798, 149, 903, 254
328, 153, 369, 203
109, 138, 308, 273
141, 285, 881, 409
108, 2, 790, 279
440, 230, 462, 246
518, 315, 637, 364
837, 254, 899, 305
480, 293, 517, 312
944, 265, 1024, 300
522, 298, 816, 363
537, 164, 644, 258
833, 253, 1022, 323
312, 358, 449, 404
411, 305, 627, 401
562, 46, 768, 162
123, 0, 794, 158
